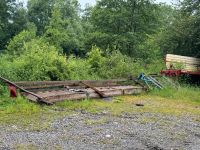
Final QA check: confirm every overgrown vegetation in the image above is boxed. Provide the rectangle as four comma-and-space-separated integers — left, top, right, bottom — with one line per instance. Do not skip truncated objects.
0, 0, 199, 81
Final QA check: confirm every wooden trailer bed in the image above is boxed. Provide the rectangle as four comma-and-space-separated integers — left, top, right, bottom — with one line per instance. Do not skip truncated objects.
161, 54, 200, 76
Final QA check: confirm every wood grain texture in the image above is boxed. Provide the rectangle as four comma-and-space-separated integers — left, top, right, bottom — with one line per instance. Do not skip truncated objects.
166, 54, 200, 71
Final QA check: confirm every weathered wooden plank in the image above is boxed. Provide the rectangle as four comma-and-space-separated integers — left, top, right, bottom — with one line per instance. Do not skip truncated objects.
80, 81, 107, 98
0, 76, 52, 104
15, 79, 127, 86
166, 54, 200, 71
166, 54, 200, 65
14, 79, 129, 90
1, 76, 145, 104
166, 62, 199, 71
32, 86, 145, 103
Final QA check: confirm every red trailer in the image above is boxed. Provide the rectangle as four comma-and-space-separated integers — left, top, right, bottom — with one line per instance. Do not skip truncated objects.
161, 54, 200, 77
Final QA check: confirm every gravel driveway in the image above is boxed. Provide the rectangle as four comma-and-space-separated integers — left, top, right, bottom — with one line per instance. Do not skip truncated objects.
0, 112, 200, 150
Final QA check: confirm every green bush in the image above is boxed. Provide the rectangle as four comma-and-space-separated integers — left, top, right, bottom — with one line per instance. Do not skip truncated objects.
0, 55, 19, 80
144, 59, 165, 75
100, 51, 142, 78
0, 39, 69, 81
6, 27, 36, 57
87, 47, 146, 79
87, 46, 105, 73
67, 56, 99, 80
1, 40, 164, 82
14, 39, 69, 81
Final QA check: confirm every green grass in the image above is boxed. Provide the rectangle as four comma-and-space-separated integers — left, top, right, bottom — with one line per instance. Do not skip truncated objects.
0, 96, 40, 114
0, 86, 199, 130
149, 86, 200, 104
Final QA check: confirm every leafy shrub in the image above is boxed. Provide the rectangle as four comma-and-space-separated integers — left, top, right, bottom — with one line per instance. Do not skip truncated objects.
0, 55, 19, 80
0, 39, 69, 81
67, 56, 99, 80
100, 51, 142, 78
86, 47, 145, 78
0, 41, 164, 82
6, 26, 36, 57
144, 59, 165, 75
137, 34, 162, 63
87, 46, 105, 73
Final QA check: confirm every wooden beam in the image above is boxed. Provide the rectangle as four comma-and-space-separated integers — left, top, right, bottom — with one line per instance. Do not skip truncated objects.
14, 79, 127, 87
80, 81, 107, 98
0, 76, 52, 104
40, 86, 144, 103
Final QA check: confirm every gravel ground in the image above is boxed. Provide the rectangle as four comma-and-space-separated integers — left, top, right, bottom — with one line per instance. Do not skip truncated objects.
0, 112, 200, 150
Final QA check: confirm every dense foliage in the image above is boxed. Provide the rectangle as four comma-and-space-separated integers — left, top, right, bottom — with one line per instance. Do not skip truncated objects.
86, 0, 159, 57
0, 0, 199, 81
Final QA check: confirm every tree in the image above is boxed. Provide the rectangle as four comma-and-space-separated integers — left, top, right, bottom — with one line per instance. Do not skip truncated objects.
0, 0, 27, 51
180, 0, 200, 57
44, 0, 85, 55
158, 0, 200, 57
138, 4, 176, 59
86, 0, 160, 57
27, 0, 55, 35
